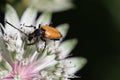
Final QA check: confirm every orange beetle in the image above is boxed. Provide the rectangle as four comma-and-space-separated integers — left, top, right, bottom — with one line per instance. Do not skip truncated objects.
41, 25, 62, 39
5, 21, 62, 52
27, 25, 62, 42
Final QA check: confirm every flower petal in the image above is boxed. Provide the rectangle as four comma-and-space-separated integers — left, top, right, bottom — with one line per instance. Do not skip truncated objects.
56, 23, 69, 39
5, 4, 20, 34
47, 24, 69, 49
5, 5, 23, 54
0, 23, 4, 37
61, 57, 87, 74
33, 54, 56, 72
0, 70, 9, 80
0, 38, 13, 67
20, 7, 37, 25
36, 12, 52, 27
15, 36, 24, 54
23, 0, 74, 12
5, 4, 19, 27
29, 51, 38, 62
58, 39, 78, 59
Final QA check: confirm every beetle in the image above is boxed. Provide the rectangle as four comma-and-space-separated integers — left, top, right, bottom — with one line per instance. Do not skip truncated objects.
5, 20, 62, 52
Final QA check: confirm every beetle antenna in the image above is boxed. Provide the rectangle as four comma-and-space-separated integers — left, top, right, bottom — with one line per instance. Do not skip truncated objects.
5, 20, 28, 36
25, 25, 36, 29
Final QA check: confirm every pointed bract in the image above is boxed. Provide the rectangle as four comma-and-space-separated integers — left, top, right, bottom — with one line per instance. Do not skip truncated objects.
58, 39, 78, 59
63, 57, 87, 74
21, 7, 37, 25
5, 4, 20, 30
23, 0, 74, 12
36, 11, 52, 27
57, 24, 69, 39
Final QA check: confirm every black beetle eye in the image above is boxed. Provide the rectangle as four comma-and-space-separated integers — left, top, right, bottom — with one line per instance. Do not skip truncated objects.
40, 29, 45, 36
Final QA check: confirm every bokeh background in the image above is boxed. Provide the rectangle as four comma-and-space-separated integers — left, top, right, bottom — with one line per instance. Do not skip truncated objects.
1, 0, 120, 80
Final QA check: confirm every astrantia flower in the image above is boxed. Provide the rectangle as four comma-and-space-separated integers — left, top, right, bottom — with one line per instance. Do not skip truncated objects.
0, 4, 87, 80
22, 0, 74, 12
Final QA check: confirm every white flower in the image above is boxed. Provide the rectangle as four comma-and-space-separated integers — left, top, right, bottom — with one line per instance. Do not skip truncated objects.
0, 4, 87, 80
22, 0, 74, 12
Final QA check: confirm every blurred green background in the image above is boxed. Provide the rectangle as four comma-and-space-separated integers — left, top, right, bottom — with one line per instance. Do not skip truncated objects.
1, 0, 120, 80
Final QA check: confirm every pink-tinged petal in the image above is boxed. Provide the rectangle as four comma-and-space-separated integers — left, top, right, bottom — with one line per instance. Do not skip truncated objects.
3, 61, 41, 80
3, 77, 13, 80
29, 51, 38, 63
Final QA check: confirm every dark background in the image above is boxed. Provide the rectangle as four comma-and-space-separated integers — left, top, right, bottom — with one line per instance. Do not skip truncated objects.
1, 0, 120, 80
0, 0, 5, 24
54, 0, 120, 80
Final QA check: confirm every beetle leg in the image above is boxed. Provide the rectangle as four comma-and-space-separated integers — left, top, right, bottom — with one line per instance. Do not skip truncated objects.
40, 37, 46, 53
50, 38, 60, 41
27, 41, 36, 45
25, 25, 36, 29
27, 39, 37, 45
39, 24, 41, 28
